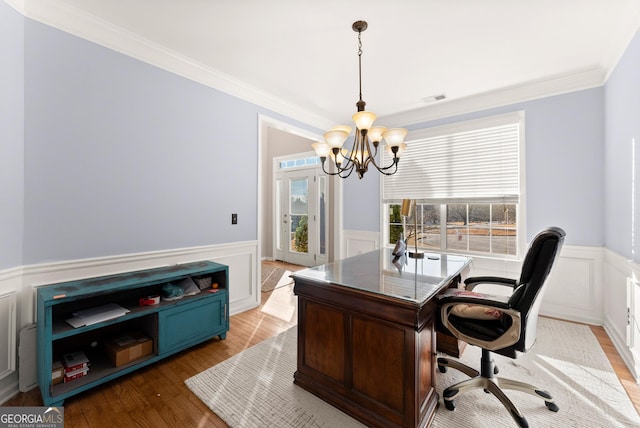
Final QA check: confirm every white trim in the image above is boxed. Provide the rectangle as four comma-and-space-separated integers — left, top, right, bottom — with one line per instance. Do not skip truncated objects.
257, 115, 341, 264
404, 111, 525, 144
3, 0, 24, 14
603, 249, 640, 381
342, 230, 380, 258
0, 291, 16, 381
21, 241, 260, 322
20, 1, 333, 131
17, 2, 635, 136
379, 68, 606, 127
540, 245, 604, 325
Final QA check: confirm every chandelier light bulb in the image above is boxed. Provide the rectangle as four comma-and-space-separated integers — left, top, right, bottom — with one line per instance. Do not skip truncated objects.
323, 129, 349, 148
368, 126, 387, 143
382, 128, 408, 147
312, 142, 331, 158
352, 111, 376, 131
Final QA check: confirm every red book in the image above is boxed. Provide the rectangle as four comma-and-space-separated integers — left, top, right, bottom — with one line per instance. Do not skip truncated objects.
63, 370, 88, 383
62, 351, 89, 372
64, 362, 89, 373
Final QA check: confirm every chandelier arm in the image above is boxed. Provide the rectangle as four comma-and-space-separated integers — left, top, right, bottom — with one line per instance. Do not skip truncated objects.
372, 156, 399, 172
376, 162, 400, 176
365, 139, 399, 172
320, 162, 342, 176
337, 164, 356, 179
328, 154, 357, 178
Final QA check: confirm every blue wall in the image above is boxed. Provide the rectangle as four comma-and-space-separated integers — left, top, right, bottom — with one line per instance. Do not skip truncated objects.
3, 4, 638, 266
605, 29, 640, 262
18, 17, 317, 264
0, 2, 24, 270
343, 87, 605, 247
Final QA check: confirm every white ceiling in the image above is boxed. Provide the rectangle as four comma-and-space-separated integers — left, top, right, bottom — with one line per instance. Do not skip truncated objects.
17, 0, 640, 129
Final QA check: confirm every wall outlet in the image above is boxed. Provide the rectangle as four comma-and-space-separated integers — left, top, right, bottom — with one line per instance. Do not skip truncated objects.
231, 213, 238, 224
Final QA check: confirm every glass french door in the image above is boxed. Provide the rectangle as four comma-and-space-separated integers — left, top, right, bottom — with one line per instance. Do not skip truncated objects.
274, 166, 328, 267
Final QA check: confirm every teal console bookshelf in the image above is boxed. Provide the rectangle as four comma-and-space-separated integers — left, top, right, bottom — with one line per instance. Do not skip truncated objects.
36, 260, 229, 406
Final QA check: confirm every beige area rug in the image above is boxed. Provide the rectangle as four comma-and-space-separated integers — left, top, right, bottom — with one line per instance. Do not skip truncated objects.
260, 282, 297, 323
261, 266, 293, 293
185, 318, 640, 427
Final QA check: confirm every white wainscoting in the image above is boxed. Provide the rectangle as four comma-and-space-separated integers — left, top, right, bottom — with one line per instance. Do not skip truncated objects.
603, 249, 640, 381
539, 245, 604, 325
0, 267, 20, 405
342, 230, 380, 258
0, 240, 259, 404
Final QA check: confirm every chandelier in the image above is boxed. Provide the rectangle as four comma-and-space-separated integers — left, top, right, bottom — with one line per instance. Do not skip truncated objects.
312, 21, 408, 179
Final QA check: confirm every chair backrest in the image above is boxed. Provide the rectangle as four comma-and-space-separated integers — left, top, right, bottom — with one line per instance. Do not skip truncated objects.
507, 227, 566, 351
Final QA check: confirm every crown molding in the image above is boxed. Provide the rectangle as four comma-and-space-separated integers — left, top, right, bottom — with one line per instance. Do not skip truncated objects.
3, 0, 24, 14
18, 1, 334, 131
379, 67, 607, 128
13, 1, 637, 132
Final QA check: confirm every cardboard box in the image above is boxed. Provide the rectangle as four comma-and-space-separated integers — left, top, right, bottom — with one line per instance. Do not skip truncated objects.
104, 332, 153, 367
52, 360, 64, 385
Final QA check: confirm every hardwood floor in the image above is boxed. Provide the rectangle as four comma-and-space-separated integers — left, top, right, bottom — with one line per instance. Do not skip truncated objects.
4, 260, 640, 426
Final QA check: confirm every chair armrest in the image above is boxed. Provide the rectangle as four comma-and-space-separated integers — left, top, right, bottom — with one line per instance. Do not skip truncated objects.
438, 291, 511, 308
464, 276, 517, 291
439, 289, 522, 351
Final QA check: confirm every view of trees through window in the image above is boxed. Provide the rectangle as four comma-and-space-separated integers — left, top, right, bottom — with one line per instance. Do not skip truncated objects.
389, 202, 517, 256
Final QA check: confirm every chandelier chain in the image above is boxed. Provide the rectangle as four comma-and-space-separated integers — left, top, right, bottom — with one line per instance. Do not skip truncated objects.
357, 30, 363, 103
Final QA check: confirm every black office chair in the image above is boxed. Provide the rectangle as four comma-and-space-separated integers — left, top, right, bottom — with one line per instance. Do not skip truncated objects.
437, 227, 566, 428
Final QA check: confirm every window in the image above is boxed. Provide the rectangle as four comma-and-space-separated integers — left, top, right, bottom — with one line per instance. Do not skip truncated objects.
383, 112, 524, 258
278, 156, 320, 169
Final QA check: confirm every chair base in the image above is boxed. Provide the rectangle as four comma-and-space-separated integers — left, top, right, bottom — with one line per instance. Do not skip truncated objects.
437, 350, 558, 428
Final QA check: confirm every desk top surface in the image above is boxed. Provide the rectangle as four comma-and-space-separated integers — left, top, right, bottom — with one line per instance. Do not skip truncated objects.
292, 249, 471, 304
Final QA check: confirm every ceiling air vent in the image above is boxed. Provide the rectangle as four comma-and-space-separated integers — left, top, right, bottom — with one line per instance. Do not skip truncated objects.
422, 94, 446, 103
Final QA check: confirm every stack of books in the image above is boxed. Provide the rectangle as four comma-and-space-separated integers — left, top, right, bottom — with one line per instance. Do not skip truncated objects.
62, 351, 90, 383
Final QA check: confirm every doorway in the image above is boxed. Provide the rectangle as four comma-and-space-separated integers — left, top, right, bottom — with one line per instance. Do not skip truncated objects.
273, 156, 328, 267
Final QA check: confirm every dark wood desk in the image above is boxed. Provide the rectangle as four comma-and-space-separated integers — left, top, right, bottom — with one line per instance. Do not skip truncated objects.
292, 249, 471, 428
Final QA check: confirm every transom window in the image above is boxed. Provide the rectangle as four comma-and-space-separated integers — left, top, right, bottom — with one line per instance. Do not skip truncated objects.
278, 156, 320, 170
382, 112, 524, 258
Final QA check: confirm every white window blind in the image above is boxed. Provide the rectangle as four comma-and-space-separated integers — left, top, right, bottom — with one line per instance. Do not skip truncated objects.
383, 122, 520, 203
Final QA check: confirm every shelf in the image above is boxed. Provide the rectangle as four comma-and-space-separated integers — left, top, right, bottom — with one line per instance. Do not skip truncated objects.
37, 260, 229, 406
50, 288, 224, 339
51, 352, 157, 398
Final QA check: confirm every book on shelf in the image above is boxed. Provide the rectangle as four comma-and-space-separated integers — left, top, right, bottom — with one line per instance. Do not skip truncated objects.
63, 370, 88, 383
62, 350, 89, 372
64, 361, 89, 374
64, 365, 89, 377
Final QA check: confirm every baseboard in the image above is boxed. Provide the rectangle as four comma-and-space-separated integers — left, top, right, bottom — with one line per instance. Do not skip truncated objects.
0, 373, 18, 405
604, 314, 640, 381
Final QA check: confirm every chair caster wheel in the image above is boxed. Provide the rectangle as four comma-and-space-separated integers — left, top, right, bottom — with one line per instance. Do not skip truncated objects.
545, 401, 559, 412
444, 400, 455, 411
494, 366, 499, 374
438, 365, 447, 373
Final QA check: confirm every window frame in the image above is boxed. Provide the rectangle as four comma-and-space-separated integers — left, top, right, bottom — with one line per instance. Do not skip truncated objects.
380, 111, 527, 260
